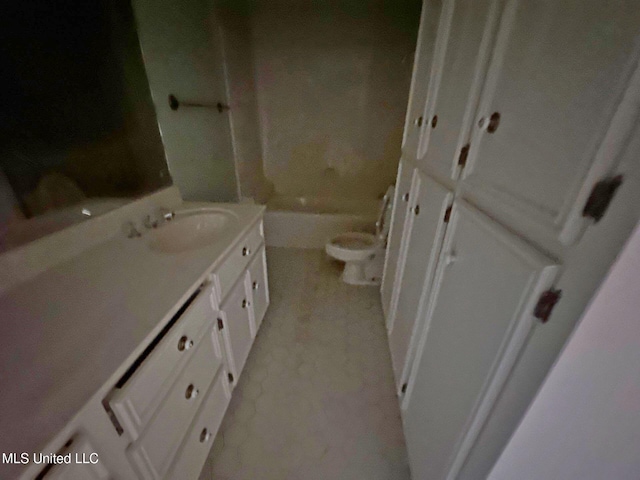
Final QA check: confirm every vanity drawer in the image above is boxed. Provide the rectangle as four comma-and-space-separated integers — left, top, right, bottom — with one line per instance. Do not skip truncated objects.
247, 246, 269, 332
217, 273, 254, 387
165, 370, 230, 480
214, 220, 264, 304
127, 327, 223, 480
110, 285, 216, 440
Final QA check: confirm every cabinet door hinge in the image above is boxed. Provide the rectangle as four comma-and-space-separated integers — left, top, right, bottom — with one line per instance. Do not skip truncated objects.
217, 318, 224, 330
582, 175, 623, 222
534, 288, 562, 324
444, 205, 453, 223
458, 143, 470, 168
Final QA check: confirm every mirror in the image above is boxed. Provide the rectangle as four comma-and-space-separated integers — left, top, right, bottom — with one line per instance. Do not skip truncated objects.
0, 0, 172, 250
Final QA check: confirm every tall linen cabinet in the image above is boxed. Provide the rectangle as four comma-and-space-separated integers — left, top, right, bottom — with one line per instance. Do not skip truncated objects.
382, 0, 640, 478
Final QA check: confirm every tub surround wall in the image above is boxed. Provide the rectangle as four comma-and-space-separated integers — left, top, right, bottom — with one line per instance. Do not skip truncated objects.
248, 0, 420, 201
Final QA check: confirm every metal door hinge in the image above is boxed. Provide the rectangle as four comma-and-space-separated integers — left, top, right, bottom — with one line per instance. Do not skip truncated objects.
444, 205, 453, 223
217, 318, 224, 330
534, 288, 562, 324
582, 175, 623, 222
458, 143, 470, 168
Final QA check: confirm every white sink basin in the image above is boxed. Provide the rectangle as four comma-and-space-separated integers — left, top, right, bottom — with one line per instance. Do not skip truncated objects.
148, 209, 237, 253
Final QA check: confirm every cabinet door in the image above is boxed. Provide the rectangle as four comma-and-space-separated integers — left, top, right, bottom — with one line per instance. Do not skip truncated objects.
247, 246, 269, 332
381, 159, 415, 325
417, 0, 500, 180
403, 201, 558, 480
218, 274, 253, 386
402, 0, 445, 159
388, 173, 451, 392
463, 0, 640, 243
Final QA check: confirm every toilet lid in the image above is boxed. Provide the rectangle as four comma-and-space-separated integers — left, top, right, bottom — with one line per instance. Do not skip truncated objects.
330, 232, 377, 250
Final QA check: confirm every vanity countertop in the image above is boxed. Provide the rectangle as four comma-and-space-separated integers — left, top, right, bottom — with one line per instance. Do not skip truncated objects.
0, 200, 265, 472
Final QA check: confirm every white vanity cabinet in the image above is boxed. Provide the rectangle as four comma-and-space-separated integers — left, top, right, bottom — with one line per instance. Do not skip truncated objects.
104, 218, 268, 480
387, 1, 640, 478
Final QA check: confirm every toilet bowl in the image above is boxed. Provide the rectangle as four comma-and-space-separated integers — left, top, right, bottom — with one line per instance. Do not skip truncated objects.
325, 186, 394, 285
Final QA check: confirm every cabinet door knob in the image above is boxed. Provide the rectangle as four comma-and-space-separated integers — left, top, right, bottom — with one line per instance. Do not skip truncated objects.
200, 428, 212, 443
431, 115, 438, 128
242, 299, 251, 308
402, 193, 410, 202
252, 281, 259, 291
178, 336, 193, 352
414, 205, 420, 215
487, 112, 500, 133
444, 252, 458, 266
242, 247, 251, 256
185, 384, 199, 400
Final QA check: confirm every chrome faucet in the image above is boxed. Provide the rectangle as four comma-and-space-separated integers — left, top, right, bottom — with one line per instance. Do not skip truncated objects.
159, 207, 175, 222
143, 208, 175, 230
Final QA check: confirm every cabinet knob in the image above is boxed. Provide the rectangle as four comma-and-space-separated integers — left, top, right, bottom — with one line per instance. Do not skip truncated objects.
444, 252, 458, 266
178, 336, 193, 352
479, 112, 501, 133
185, 384, 199, 400
242, 247, 251, 256
242, 299, 251, 308
200, 428, 212, 443
252, 281, 259, 291
402, 193, 410, 202
431, 115, 438, 128
416, 116, 423, 127
414, 205, 420, 215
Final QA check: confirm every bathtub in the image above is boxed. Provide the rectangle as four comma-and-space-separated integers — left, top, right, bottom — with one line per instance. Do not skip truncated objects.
264, 195, 378, 249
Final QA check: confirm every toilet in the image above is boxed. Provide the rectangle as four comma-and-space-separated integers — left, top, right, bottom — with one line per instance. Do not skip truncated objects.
325, 186, 395, 285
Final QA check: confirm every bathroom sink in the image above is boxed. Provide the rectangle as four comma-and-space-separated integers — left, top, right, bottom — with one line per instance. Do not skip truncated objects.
148, 209, 237, 253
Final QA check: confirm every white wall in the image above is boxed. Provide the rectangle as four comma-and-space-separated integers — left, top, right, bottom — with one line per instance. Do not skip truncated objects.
134, 0, 239, 203
489, 221, 640, 480
250, 0, 420, 201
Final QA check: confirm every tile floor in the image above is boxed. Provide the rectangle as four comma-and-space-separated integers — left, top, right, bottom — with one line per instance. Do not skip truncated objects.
198, 248, 410, 479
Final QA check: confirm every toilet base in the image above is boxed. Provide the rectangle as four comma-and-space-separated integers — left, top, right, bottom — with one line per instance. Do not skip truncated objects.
339, 247, 385, 286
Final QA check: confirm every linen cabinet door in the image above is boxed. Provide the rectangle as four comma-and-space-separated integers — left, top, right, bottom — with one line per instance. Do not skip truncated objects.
417, 0, 500, 180
381, 159, 415, 324
217, 274, 253, 387
463, 0, 640, 244
388, 173, 451, 392
402, 201, 558, 480
402, 0, 445, 160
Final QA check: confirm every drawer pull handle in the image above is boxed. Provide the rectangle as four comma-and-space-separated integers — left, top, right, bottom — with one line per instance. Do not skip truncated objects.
242, 247, 251, 256
242, 299, 251, 309
177, 336, 194, 352
185, 384, 199, 400
252, 281, 259, 291
200, 428, 212, 443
